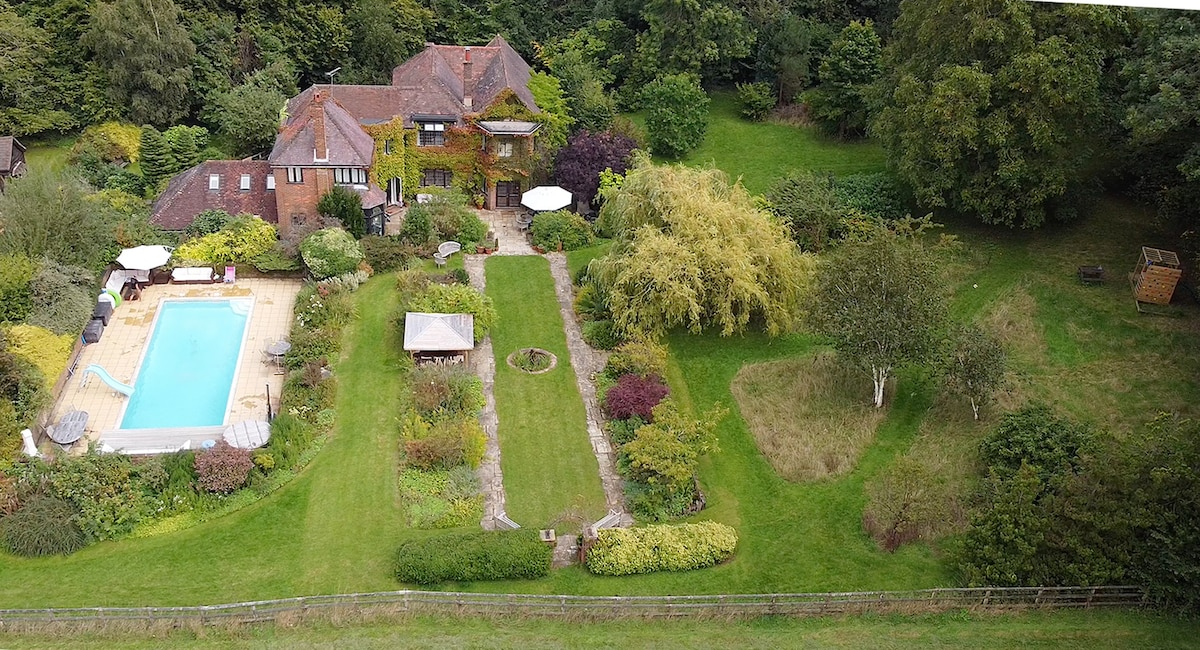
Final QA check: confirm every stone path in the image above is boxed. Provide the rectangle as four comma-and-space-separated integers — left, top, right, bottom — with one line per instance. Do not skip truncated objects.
465, 254, 511, 531
478, 209, 535, 256
546, 253, 633, 526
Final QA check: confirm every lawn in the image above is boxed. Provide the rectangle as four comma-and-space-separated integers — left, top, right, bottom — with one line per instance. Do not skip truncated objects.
485, 255, 607, 528
630, 91, 887, 195
3, 610, 1195, 649
22, 135, 75, 172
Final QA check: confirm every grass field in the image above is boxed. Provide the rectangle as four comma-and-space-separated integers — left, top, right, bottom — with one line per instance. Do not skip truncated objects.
3, 610, 1194, 649
631, 91, 887, 194
22, 136, 74, 172
485, 256, 607, 527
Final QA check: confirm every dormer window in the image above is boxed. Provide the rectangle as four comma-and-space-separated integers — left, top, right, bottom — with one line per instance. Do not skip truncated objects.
239, 174, 251, 191
208, 174, 220, 190
418, 122, 446, 147
266, 175, 276, 190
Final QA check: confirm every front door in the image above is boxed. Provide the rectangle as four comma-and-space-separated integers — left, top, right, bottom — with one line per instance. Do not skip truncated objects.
495, 180, 521, 208
387, 177, 402, 205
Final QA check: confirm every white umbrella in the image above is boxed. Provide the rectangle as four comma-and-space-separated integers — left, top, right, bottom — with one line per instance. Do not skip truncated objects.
520, 185, 572, 212
116, 245, 173, 270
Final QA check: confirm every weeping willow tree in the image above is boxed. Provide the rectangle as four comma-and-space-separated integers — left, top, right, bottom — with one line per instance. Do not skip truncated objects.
590, 154, 813, 338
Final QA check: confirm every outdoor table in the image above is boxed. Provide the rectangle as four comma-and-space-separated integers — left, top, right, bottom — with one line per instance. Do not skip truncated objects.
49, 410, 88, 445
265, 340, 291, 366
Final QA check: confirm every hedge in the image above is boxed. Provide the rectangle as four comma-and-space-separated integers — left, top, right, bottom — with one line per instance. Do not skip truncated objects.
585, 521, 738, 576
395, 529, 552, 584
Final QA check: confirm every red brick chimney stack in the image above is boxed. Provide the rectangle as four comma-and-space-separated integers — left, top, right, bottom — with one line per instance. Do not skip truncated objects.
312, 90, 328, 162
463, 47, 473, 111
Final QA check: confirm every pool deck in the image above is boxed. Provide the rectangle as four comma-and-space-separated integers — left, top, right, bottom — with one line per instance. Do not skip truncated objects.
52, 278, 302, 452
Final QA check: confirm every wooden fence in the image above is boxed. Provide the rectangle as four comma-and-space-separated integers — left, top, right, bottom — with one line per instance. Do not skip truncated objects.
0, 586, 1147, 628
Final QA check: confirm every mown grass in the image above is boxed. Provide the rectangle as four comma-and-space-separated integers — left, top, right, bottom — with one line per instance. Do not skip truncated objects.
731, 353, 888, 482
485, 256, 607, 528
22, 135, 74, 172
2, 610, 1194, 649
629, 91, 887, 195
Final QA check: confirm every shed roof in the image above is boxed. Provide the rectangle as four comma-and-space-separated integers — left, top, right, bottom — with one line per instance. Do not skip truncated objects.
0, 136, 25, 171
403, 312, 475, 351
477, 120, 542, 135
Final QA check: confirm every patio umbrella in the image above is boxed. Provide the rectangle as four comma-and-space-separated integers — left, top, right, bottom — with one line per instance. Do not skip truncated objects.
116, 245, 173, 270
520, 185, 572, 212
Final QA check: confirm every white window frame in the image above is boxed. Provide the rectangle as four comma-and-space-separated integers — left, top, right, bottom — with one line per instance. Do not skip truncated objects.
239, 174, 251, 191
266, 174, 276, 190
418, 122, 446, 147
208, 174, 220, 190
496, 140, 514, 158
287, 167, 303, 184
384, 139, 394, 155
334, 168, 368, 185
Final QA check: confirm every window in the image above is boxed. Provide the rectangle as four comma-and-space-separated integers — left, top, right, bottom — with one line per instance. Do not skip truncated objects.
208, 174, 220, 190
418, 122, 446, 147
266, 174, 276, 190
384, 139, 394, 155
287, 167, 303, 184
334, 168, 368, 185
239, 174, 251, 191
420, 169, 452, 188
496, 140, 514, 158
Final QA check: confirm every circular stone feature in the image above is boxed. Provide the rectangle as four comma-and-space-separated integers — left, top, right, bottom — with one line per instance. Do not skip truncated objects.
507, 347, 558, 374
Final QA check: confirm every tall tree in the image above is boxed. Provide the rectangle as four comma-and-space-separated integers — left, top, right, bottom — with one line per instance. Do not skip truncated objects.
0, 169, 116, 271
552, 129, 638, 206
941, 324, 1007, 420
212, 68, 288, 157
641, 73, 709, 159
0, 4, 75, 135
83, 0, 195, 127
633, 0, 753, 82
872, 0, 1126, 228
803, 20, 882, 137
343, 0, 432, 84
138, 126, 174, 191
807, 217, 949, 407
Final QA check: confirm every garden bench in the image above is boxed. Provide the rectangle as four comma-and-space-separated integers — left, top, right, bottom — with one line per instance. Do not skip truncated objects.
433, 241, 462, 266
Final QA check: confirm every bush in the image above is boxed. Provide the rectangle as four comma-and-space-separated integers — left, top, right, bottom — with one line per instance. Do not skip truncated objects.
833, 172, 907, 220
582, 320, 623, 350
531, 210, 594, 251
300, 228, 365, 279
573, 283, 609, 320
11, 452, 152, 541
251, 246, 302, 273
1, 495, 87, 557
394, 529, 552, 583
605, 340, 668, 379
736, 82, 777, 121
5, 325, 74, 389
26, 260, 95, 335
70, 122, 142, 164
284, 326, 339, 369
411, 366, 485, 422
0, 253, 36, 323
361, 235, 417, 272
185, 209, 233, 237
402, 417, 485, 470
607, 415, 645, 446
173, 215, 278, 266
281, 372, 336, 422
194, 441, 254, 494
641, 74, 709, 158
318, 186, 366, 239
980, 405, 1094, 483
294, 284, 357, 331
405, 284, 497, 343
0, 333, 48, 426
398, 205, 435, 246
398, 467, 483, 529
266, 412, 313, 471
604, 373, 670, 421
403, 191, 487, 248
585, 521, 738, 576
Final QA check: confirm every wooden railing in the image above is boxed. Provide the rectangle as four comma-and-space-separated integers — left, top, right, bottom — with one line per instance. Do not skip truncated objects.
0, 586, 1147, 627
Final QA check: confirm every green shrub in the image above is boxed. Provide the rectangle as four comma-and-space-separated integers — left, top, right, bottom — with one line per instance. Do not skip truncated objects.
300, 228, 365, 279
70, 121, 142, 164
283, 326, 340, 369
833, 172, 907, 220
0, 253, 36, 323
572, 283, 609, 321
641, 73, 709, 159
294, 284, 357, 331
5, 325, 74, 389
605, 339, 668, 379
266, 413, 313, 471
0, 334, 48, 426
395, 268, 431, 298
582, 320, 623, 350
317, 186, 366, 239
281, 373, 336, 422
1, 495, 87, 557
361, 235, 417, 272
185, 209, 233, 237
394, 529, 552, 583
251, 246, 302, 273
398, 206, 434, 246
10, 452, 154, 541
410, 366, 485, 422
26, 260, 95, 335
980, 404, 1095, 483
402, 191, 488, 248
173, 215, 278, 266
402, 417, 486, 470
585, 521, 738, 576
531, 210, 594, 251
736, 82, 777, 121
398, 467, 483, 529
607, 416, 645, 446
405, 284, 497, 343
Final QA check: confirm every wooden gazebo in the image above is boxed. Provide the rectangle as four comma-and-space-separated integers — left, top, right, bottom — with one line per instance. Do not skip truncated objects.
1130, 246, 1182, 313
403, 312, 475, 365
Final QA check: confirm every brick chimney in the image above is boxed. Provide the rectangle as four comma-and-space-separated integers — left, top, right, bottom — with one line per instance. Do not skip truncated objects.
312, 90, 328, 162
463, 47, 473, 111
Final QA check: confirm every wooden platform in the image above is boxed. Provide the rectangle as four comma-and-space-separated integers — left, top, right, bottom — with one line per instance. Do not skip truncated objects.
99, 426, 225, 455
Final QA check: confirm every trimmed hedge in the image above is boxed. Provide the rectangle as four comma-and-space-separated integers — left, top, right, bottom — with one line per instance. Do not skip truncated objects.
585, 521, 738, 576
395, 529, 552, 584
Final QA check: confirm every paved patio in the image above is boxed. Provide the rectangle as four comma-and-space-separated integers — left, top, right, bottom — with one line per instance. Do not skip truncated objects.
51, 278, 302, 451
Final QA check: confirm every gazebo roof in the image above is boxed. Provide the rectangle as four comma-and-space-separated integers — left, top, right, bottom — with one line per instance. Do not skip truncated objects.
403, 312, 475, 351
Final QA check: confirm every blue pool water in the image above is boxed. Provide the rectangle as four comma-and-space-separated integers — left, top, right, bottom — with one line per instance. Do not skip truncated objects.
120, 299, 251, 429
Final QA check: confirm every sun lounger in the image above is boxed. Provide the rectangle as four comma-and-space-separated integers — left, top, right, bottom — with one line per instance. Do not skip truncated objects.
171, 267, 217, 284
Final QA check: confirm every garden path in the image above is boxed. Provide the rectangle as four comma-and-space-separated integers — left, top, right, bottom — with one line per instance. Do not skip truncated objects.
464, 254, 512, 530
546, 253, 633, 526
478, 209, 536, 256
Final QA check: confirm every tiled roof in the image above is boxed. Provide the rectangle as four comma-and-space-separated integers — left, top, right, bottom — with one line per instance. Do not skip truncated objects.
270, 91, 374, 167
0, 136, 24, 172
150, 160, 278, 231
390, 35, 539, 122
354, 185, 386, 209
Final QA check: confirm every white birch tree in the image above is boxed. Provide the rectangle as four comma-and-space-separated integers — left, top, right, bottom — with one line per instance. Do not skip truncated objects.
942, 324, 1007, 420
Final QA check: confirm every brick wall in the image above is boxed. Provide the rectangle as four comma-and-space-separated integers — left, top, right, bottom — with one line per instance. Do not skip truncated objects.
273, 167, 334, 236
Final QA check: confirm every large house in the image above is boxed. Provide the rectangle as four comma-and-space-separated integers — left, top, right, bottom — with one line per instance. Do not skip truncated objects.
152, 35, 544, 235
0, 136, 27, 192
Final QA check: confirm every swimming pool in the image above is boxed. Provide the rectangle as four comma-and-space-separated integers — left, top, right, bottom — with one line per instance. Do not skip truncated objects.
120, 299, 252, 429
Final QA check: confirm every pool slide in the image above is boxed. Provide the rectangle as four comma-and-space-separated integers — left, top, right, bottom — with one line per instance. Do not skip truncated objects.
81, 364, 135, 396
